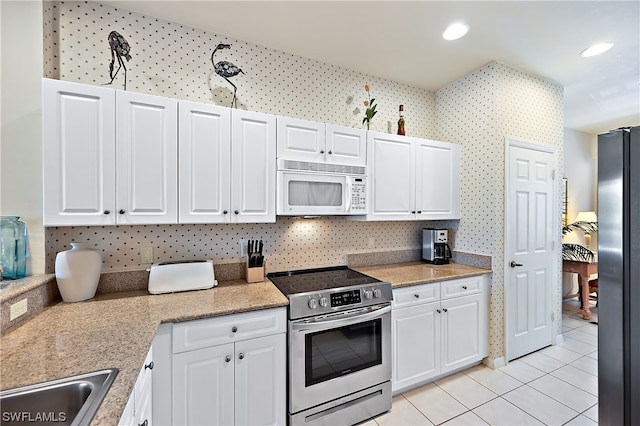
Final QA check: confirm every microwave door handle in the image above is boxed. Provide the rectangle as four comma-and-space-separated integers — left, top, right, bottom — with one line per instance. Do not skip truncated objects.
345, 177, 352, 211
291, 305, 391, 332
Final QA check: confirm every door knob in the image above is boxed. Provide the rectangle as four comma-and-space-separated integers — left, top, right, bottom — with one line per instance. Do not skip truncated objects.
510, 261, 523, 268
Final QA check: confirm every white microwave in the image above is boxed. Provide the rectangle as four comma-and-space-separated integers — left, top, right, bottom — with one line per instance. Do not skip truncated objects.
277, 160, 367, 216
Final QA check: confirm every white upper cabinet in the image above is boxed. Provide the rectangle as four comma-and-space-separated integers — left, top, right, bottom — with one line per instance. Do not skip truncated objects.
366, 132, 415, 221
178, 102, 275, 224
415, 139, 461, 220
43, 79, 179, 225
325, 124, 367, 166
178, 101, 231, 224
116, 90, 178, 224
231, 109, 276, 223
277, 116, 366, 166
43, 78, 116, 226
360, 131, 461, 221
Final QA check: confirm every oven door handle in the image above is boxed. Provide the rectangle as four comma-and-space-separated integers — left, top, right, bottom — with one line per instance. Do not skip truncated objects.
291, 305, 391, 332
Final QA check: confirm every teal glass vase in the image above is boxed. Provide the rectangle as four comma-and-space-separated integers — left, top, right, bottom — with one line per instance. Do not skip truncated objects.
0, 216, 28, 280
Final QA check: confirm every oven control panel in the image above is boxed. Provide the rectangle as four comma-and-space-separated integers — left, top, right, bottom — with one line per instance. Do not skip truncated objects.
330, 289, 362, 307
291, 283, 393, 319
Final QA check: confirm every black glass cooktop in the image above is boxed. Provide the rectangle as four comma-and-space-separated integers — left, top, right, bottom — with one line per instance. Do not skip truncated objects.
267, 266, 381, 296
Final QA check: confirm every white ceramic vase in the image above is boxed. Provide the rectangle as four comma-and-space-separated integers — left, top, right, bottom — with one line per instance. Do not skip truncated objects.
55, 242, 102, 303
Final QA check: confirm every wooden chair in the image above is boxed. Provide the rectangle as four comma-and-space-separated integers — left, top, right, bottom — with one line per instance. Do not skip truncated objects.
580, 278, 598, 309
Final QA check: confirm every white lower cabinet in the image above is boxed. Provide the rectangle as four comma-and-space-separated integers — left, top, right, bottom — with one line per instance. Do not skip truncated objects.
171, 308, 286, 426
391, 276, 488, 394
119, 346, 154, 426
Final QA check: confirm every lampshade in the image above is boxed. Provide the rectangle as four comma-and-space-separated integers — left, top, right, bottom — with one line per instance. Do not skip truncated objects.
575, 211, 598, 223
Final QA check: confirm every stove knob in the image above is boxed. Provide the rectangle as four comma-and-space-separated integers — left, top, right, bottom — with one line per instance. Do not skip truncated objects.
308, 298, 318, 309
364, 290, 373, 300
373, 289, 382, 298
319, 297, 328, 307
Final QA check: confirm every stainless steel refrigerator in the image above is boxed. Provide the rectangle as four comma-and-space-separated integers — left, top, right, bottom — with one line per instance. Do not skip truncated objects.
598, 126, 640, 425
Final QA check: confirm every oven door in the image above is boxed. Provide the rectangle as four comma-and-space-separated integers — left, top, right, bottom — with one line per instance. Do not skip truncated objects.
289, 303, 391, 414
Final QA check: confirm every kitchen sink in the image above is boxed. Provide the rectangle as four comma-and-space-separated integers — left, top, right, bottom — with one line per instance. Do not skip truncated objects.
0, 368, 118, 426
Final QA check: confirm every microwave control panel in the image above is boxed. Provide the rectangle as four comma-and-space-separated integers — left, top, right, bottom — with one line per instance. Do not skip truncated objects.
351, 179, 367, 212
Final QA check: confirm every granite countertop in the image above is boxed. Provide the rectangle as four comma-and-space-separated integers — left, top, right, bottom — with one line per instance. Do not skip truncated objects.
0, 261, 490, 424
0, 279, 288, 425
353, 261, 492, 288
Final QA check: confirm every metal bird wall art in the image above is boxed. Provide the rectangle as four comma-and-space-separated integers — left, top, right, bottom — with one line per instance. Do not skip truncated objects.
211, 43, 245, 108
106, 31, 132, 90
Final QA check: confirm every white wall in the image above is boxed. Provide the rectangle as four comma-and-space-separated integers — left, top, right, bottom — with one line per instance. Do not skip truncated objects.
562, 128, 598, 294
0, 0, 44, 274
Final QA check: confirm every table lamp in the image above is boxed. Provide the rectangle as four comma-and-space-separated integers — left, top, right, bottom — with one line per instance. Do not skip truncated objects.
575, 211, 598, 249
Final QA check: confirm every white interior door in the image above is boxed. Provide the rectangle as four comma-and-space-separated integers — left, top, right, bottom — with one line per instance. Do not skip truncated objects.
506, 141, 556, 361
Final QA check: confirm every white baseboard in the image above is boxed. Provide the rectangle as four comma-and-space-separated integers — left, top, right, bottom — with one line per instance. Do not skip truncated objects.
483, 356, 506, 369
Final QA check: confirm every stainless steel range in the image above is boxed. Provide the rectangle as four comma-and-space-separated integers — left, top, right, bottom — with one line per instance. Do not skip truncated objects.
268, 266, 393, 426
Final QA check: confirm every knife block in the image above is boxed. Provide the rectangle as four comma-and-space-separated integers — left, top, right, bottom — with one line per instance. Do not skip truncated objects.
246, 260, 265, 283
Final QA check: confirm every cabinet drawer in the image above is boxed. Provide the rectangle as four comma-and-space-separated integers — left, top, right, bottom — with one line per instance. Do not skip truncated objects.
441, 277, 481, 300
393, 283, 439, 308
172, 307, 286, 354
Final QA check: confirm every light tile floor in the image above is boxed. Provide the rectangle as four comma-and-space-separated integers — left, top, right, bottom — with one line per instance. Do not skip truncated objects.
362, 303, 598, 426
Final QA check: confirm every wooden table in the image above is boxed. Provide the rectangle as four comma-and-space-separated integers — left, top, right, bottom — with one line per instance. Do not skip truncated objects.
562, 260, 598, 320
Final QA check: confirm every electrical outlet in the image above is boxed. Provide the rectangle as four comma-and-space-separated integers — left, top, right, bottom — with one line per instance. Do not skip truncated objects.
141, 246, 154, 264
239, 239, 248, 258
10, 299, 28, 321
368, 237, 375, 249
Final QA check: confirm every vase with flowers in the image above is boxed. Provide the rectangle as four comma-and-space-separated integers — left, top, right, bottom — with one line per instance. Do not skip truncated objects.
362, 84, 378, 130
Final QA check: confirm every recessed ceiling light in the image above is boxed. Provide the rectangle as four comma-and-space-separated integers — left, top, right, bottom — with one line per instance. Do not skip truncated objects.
580, 42, 614, 57
442, 23, 469, 41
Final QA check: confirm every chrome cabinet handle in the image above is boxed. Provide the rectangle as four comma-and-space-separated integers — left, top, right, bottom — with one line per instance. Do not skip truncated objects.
225, 355, 232, 363
510, 261, 523, 268
144, 361, 154, 370
232, 326, 238, 333
238, 353, 245, 360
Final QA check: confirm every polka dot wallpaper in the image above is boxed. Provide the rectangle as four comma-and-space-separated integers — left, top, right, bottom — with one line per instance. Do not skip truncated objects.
43, 2, 566, 365
437, 62, 564, 361
42, 1, 436, 136
45, 218, 431, 273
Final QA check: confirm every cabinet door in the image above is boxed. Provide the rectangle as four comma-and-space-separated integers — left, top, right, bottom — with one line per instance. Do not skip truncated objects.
325, 124, 366, 166
367, 132, 415, 220
235, 334, 286, 426
276, 116, 325, 163
172, 343, 234, 426
42, 78, 116, 226
391, 302, 440, 393
441, 293, 482, 374
231, 110, 276, 223
116, 90, 178, 224
178, 101, 231, 224
416, 139, 461, 220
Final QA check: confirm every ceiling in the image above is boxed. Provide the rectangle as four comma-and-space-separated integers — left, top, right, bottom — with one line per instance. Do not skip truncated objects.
98, 1, 639, 135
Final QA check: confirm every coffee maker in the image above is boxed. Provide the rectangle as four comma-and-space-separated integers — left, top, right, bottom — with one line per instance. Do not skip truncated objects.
422, 228, 451, 264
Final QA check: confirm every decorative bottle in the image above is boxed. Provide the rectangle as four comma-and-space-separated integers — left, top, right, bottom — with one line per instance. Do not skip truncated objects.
0, 216, 28, 279
55, 242, 102, 302
397, 105, 406, 136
